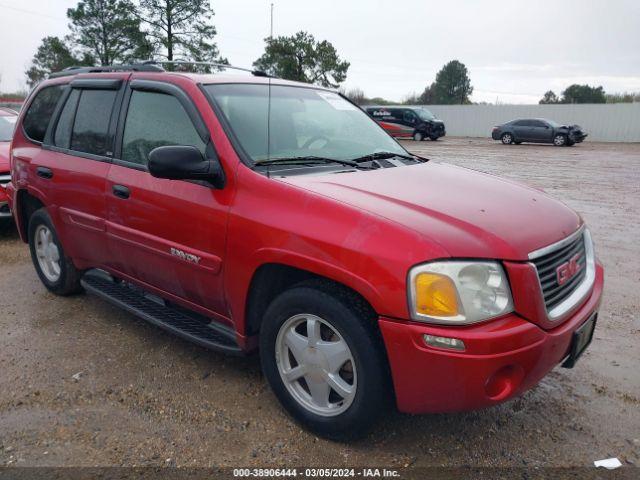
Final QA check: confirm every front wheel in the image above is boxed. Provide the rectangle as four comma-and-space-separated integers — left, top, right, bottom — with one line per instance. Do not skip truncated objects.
259, 283, 391, 439
413, 131, 424, 141
501, 133, 514, 145
28, 208, 82, 295
553, 134, 567, 146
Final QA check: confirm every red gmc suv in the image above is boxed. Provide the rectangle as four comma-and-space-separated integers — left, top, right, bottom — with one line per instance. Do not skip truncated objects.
6, 64, 603, 438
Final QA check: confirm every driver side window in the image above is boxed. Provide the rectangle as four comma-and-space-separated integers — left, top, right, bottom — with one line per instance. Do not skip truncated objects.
121, 90, 205, 166
403, 111, 417, 124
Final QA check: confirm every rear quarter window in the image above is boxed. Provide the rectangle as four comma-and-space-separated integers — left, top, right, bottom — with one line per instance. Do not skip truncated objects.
22, 85, 65, 143
70, 89, 118, 156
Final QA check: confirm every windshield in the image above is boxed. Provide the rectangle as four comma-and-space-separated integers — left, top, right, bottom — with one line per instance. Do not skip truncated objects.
0, 115, 17, 142
204, 84, 407, 164
415, 108, 436, 121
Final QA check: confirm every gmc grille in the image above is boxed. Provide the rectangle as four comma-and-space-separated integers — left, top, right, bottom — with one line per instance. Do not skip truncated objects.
531, 231, 587, 312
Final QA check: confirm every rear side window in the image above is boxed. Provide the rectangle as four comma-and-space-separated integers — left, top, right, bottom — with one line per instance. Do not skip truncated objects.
54, 89, 80, 149
70, 89, 118, 156
22, 85, 64, 143
121, 90, 205, 166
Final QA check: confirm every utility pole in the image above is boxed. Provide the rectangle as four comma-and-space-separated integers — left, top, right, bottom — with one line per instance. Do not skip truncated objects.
270, 3, 274, 39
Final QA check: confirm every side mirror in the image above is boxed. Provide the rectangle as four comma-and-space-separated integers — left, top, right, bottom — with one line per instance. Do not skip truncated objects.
148, 145, 224, 188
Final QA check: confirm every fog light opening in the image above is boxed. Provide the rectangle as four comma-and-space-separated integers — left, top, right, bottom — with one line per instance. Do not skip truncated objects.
423, 334, 465, 351
485, 365, 524, 401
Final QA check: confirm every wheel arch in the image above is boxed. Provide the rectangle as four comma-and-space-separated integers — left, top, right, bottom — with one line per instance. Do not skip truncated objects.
14, 188, 47, 243
243, 262, 380, 338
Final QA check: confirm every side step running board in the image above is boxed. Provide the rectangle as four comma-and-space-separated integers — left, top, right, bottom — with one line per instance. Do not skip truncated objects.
81, 269, 243, 355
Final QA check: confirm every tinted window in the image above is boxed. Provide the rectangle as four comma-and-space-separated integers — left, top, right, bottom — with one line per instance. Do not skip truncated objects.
70, 90, 117, 156
54, 90, 80, 149
514, 120, 532, 127
23, 85, 64, 142
122, 90, 205, 166
530, 120, 547, 127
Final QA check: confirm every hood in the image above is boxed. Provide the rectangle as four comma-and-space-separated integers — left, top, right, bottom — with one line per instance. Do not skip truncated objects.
280, 162, 581, 261
0, 142, 9, 172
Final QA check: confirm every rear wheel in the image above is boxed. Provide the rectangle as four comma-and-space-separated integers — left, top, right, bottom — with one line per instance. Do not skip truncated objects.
259, 282, 390, 439
413, 131, 424, 141
501, 133, 514, 145
28, 208, 82, 295
553, 134, 567, 146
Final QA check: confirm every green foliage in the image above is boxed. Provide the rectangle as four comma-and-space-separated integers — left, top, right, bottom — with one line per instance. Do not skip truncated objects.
426, 60, 473, 105
561, 84, 606, 104
605, 92, 640, 103
539, 90, 560, 104
137, 0, 225, 66
67, 0, 152, 65
254, 31, 349, 88
25, 36, 93, 88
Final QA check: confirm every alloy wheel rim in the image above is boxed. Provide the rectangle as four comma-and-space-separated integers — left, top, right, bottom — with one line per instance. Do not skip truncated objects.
503, 134, 512, 144
34, 225, 61, 282
275, 313, 357, 417
554, 135, 565, 145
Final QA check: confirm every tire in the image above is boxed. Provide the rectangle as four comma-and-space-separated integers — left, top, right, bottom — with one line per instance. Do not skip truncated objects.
501, 133, 514, 145
259, 281, 391, 439
413, 131, 424, 141
429, 135, 439, 141
553, 134, 567, 146
566, 140, 575, 147
28, 208, 83, 296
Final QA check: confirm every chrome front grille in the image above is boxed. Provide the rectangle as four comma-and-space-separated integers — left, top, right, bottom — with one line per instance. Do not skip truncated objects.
0, 173, 10, 186
529, 227, 596, 321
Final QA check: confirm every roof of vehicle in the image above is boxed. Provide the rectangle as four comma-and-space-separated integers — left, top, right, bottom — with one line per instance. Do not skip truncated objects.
364, 105, 431, 110
43, 63, 335, 92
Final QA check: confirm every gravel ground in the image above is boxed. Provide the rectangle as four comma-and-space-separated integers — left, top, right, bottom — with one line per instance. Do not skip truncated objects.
0, 137, 639, 471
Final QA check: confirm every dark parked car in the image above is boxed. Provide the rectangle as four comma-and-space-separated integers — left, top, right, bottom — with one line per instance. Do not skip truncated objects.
492, 118, 587, 146
365, 106, 446, 141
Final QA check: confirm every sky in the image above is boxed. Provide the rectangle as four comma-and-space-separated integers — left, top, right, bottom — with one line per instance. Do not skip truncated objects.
0, 0, 639, 104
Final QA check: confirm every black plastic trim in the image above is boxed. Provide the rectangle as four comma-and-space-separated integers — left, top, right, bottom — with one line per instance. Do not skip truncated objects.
70, 78, 123, 90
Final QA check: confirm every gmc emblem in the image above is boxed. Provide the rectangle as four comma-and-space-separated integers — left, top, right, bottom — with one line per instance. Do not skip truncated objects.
556, 253, 581, 285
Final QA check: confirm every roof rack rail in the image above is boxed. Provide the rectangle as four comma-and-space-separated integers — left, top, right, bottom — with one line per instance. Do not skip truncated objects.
48, 60, 271, 79
144, 60, 271, 77
48, 63, 165, 79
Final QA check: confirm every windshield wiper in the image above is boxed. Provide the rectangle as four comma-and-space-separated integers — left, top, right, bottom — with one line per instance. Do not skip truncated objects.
349, 151, 417, 163
254, 156, 373, 169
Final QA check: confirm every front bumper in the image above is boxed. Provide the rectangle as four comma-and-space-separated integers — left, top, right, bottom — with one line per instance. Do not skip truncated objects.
379, 262, 604, 414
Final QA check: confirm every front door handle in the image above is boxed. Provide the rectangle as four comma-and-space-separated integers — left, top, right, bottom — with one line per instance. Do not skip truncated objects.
112, 184, 130, 199
36, 166, 54, 179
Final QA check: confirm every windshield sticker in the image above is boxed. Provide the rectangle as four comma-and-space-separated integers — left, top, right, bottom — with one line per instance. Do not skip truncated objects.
316, 91, 357, 111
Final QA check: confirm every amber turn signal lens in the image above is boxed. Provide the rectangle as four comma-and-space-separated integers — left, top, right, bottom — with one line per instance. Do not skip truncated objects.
414, 272, 459, 317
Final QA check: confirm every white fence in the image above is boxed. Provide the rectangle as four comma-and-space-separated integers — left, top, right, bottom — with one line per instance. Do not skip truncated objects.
424, 103, 640, 142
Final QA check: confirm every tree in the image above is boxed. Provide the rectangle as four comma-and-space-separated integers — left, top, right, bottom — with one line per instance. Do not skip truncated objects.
418, 84, 436, 104
539, 90, 560, 104
67, 0, 152, 66
254, 31, 350, 88
561, 84, 606, 104
136, 0, 225, 66
25, 36, 93, 88
425, 60, 473, 105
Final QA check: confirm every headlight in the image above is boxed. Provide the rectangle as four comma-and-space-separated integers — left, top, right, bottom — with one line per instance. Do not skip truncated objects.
408, 261, 514, 325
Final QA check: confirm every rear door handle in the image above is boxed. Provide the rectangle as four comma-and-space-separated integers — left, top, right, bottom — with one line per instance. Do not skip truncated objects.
112, 184, 130, 199
36, 167, 54, 179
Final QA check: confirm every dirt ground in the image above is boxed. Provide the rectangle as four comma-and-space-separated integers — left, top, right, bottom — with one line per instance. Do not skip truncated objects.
0, 137, 639, 471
